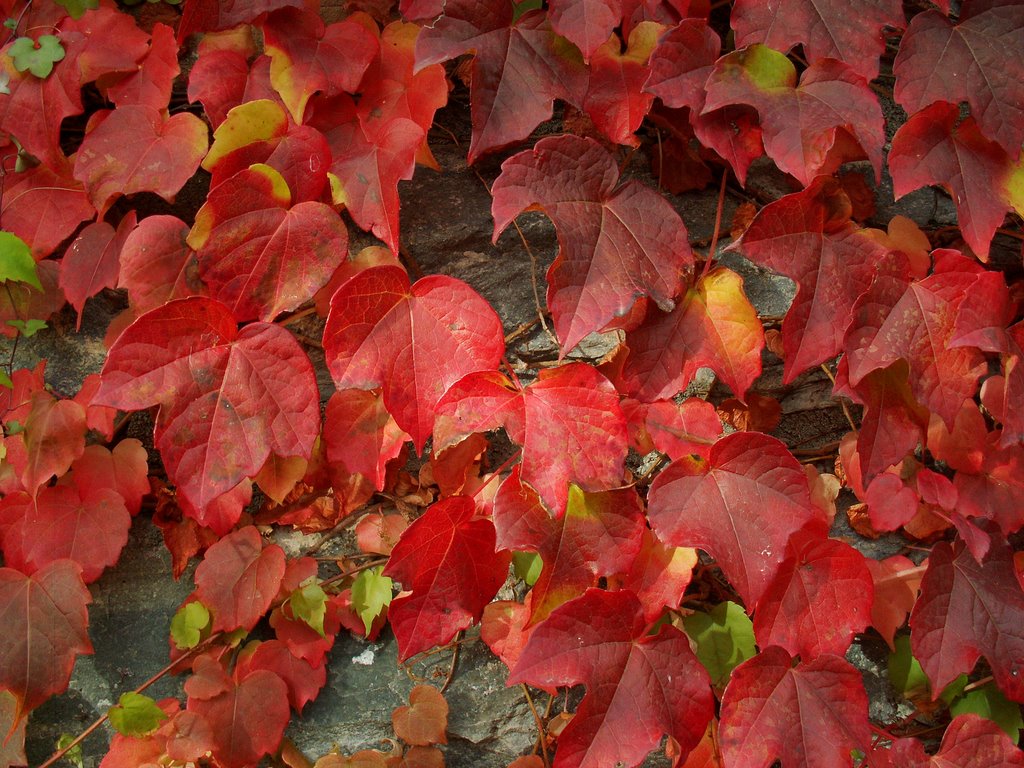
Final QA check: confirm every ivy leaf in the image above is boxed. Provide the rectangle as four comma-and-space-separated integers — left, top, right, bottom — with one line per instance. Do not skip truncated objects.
491, 134, 692, 354
188, 163, 348, 322
731, 0, 903, 80
415, 0, 588, 162
949, 681, 1023, 741
889, 102, 1020, 262
117, 215, 205, 314
104, 23, 179, 112
682, 601, 756, 688
719, 647, 872, 768
383, 496, 511, 661
435, 364, 628, 515
753, 531, 873, 659
493, 469, 645, 624
194, 526, 287, 634
350, 566, 393, 636
261, 7, 378, 121
619, 529, 697, 623
9, 35, 65, 78
887, 714, 1024, 767
60, 213, 136, 331
0, 231, 41, 289
647, 432, 827, 607
5, 318, 46, 337
109, 692, 168, 737
170, 600, 211, 650
893, 4, 1024, 155
96, 297, 321, 528
392, 685, 448, 746
508, 589, 713, 768
73, 105, 209, 215
866, 555, 922, 651
619, 268, 764, 403
910, 521, 1024, 703
730, 176, 889, 383
184, 656, 290, 768
844, 250, 1012, 429
176, 0, 303, 43
547, 0, 622, 61
323, 265, 504, 452
0, 560, 93, 716
703, 45, 884, 187
290, 580, 328, 638
323, 389, 409, 491
0, 165, 93, 260
54, 0, 99, 19
621, 397, 723, 461
235, 639, 327, 714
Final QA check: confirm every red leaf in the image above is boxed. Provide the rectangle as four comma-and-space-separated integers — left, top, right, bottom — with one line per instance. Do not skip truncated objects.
262, 7, 378, 121
480, 598, 536, 676
509, 589, 713, 768
493, 468, 645, 623
621, 397, 723, 461
703, 46, 884, 186
194, 526, 287, 633
117, 215, 205, 314
893, 4, 1024, 155
383, 496, 511, 661
96, 297, 320, 527
415, 0, 588, 161
60, 213, 136, 330
392, 684, 448, 746
324, 389, 409, 491
188, 163, 348, 321
548, 0, 622, 60
889, 102, 1018, 261
104, 23, 179, 111
865, 554, 921, 650
187, 48, 250, 128
730, 176, 889, 382
844, 250, 1012, 429
0, 165, 93, 259
0, 484, 130, 583
236, 639, 327, 713
753, 531, 873, 659
323, 265, 504, 451
61, 7, 150, 84
176, 0, 303, 43
0, 560, 93, 715
72, 440, 149, 515
0, 47, 82, 171
647, 432, 827, 606
74, 106, 208, 215
731, 0, 903, 80
582, 22, 659, 146
910, 521, 1024, 702
435, 364, 628, 515
270, 595, 344, 667
620, 268, 764, 402
889, 714, 1024, 767
0, 261, 64, 341
718, 647, 871, 768
617, 528, 697, 623
645, 18, 721, 114
18, 392, 87, 494
309, 94, 424, 253
185, 656, 290, 768
491, 135, 693, 353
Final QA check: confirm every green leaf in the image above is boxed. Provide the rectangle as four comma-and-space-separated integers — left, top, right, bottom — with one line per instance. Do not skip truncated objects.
170, 601, 211, 650
0, 369, 11, 389
108, 692, 168, 737
0, 232, 41, 289
888, 634, 932, 697
8, 35, 65, 79
949, 681, 1024, 739
512, 551, 542, 586
682, 601, 756, 687
53, 0, 99, 18
290, 580, 328, 638
56, 734, 83, 768
351, 567, 393, 636
7, 319, 47, 337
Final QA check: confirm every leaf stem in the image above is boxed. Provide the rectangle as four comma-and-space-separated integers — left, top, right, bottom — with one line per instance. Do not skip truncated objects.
521, 684, 551, 768
700, 171, 729, 280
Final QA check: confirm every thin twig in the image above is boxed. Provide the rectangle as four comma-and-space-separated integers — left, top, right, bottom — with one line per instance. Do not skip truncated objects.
439, 631, 461, 693
521, 685, 551, 767
819, 364, 858, 431
700, 171, 729, 279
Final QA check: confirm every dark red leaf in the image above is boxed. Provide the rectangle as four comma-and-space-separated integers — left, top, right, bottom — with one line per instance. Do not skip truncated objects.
491, 134, 693, 353
582, 22, 659, 146
910, 521, 1024, 702
548, 0, 623, 60
235, 639, 326, 713
383, 496, 511, 661
509, 589, 713, 768
104, 23, 179, 111
731, 0, 903, 80
893, 5, 1024, 155
644, 17, 721, 115
415, 0, 587, 161
888, 714, 1024, 767
60, 213, 136, 330
117, 215, 205, 314
186, 48, 250, 128
0, 560, 93, 715
176, 0, 303, 43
